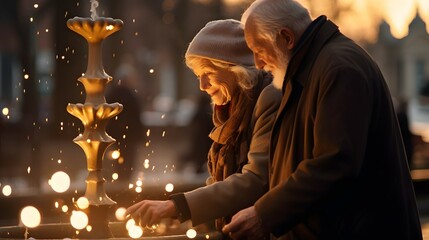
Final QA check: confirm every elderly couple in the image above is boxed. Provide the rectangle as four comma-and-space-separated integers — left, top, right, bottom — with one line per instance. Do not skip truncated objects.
126, 0, 423, 239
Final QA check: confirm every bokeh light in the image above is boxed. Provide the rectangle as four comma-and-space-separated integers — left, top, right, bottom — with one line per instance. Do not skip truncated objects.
1, 107, 9, 116
49, 171, 70, 193
115, 207, 127, 221
20, 206, 41, 228
62, 205, 69, 213
112, 173, 119, 180
126, 219, 144, 238
76, 197, 89, 210
2, 185, 12, 196
165, 183, 174, 192
186, 229, 197, 239
70, 211, 88, 230
111, 150, 120, 159
126, 219, 136, 231
128, 225, 143, 238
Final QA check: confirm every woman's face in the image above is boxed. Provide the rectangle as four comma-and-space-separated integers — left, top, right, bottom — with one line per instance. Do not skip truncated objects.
193, 64, 238, 106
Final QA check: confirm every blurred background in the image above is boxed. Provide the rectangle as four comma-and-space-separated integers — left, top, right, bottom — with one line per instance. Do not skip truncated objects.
1, 0, 429, 236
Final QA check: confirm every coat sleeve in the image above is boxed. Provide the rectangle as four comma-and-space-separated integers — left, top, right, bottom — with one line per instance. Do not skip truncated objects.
183, 84, 281, 226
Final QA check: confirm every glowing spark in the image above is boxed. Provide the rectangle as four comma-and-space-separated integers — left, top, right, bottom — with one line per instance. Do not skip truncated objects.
2, 185, 12, 196
76, 197, 89, 210
161, 114, 165, 119
162, 131, 166, 137
70, 211, 88, 230
126, 219, 136, 230
55, 202, 59, 208
186, 229, 197, 239
27, 166, 31, 174
2, 108, 9, 116
86, 225, 92, 232
24, 74, 29, 80
30, 17, 33, 22
127, 221, 143, 238
135, 186, 142, 193
49, 171, 70, 193
111, 150, 120, 159
20, 206, 41, 228
144, 159, 150, 169
112, 173, 119, 180
146, 129, 151, 137
115, 207, 127, 221
106, 25, 114, 30
165, 183, 174, 192
136, 180, 143, 187
128, 183, 134, 189
33, 4, 39, 8
149, 69, 154, 74
62, 205, 69, 212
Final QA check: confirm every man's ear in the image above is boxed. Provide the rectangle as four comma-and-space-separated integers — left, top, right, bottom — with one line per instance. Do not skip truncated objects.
279, 28, 295, 50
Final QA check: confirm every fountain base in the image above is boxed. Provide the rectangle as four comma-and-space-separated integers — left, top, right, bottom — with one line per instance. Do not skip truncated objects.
0, 222, 223, 239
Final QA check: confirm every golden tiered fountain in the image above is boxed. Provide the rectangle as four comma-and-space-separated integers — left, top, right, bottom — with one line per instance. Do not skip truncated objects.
66, 16, 124, 238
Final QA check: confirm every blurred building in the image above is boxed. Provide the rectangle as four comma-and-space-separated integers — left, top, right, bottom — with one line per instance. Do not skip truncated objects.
366, 13, 429, 173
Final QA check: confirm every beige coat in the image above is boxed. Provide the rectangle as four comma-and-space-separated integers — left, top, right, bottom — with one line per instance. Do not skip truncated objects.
184, 84, 281, 226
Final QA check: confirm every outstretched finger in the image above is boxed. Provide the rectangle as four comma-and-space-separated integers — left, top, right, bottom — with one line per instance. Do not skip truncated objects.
125, 201, 143, 216
222, 216, 243, 235
141, 209, 153, 227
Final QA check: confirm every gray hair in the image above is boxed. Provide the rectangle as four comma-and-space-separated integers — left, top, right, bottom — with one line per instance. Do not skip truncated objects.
186, 56, 259, 90
241, 0, 312, 43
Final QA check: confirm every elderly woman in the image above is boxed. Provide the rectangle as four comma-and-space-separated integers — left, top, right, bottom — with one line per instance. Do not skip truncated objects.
126, 19, 281, 236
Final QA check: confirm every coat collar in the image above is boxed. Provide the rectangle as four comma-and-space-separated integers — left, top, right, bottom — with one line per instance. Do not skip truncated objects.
282, 15, 339, 92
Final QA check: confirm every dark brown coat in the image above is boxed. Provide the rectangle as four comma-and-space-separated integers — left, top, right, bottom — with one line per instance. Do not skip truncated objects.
255, 16, 422, 240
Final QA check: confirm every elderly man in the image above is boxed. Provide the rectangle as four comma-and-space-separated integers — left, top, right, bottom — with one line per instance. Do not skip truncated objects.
222, 0, 423, 239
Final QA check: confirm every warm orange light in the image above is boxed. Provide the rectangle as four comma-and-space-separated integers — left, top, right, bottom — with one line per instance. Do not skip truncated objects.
49, 171, 70, 193
20, 206, 41, 228
295, 0, 428, 42
186, 229, 197, 239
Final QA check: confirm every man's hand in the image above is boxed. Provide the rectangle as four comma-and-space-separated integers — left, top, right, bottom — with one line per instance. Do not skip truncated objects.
222, 206, 268, 240
125, 200, 177, 227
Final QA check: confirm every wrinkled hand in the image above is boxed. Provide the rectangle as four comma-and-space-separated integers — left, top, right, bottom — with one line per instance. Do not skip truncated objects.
222, 206, 268, 240
125, 200, 176, 227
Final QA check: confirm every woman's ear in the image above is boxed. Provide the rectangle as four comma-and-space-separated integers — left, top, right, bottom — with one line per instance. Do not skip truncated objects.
279, 28, 295, 50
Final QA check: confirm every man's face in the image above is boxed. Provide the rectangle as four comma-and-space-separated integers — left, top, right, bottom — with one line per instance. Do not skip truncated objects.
244, 17, 291, 89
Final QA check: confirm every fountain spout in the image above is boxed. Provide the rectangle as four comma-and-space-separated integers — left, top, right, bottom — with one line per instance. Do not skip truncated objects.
66, 17, 124, 238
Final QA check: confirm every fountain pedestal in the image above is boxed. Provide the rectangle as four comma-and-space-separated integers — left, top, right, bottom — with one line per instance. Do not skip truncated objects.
65, 17, 124, 238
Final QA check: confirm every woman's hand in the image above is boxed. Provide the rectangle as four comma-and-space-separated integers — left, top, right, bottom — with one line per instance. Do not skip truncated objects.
125, 200, 177, 227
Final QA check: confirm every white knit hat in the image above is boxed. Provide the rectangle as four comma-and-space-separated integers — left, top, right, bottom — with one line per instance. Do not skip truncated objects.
185, 19, 254, 67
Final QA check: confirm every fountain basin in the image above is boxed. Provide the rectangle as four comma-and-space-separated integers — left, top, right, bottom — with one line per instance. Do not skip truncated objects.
0, 222, 222, 239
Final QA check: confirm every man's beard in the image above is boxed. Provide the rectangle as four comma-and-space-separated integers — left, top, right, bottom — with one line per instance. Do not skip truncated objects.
271, 47, 290, 90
